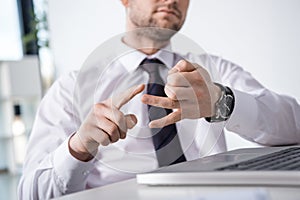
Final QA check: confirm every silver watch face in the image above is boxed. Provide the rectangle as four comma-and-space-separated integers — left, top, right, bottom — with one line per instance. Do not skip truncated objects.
207, 84, 235, 122
219, 94, 234, 118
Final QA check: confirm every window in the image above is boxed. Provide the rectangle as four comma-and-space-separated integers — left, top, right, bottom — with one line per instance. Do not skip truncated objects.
0, 0, 23, 61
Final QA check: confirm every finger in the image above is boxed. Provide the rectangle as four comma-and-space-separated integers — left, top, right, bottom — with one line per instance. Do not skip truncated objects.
167, 69, 206, 87
99, 134, 110, 146
106, 106, 127, 135
125, 114, 137, 129
93, 103, 127, 138
165, 85, 196, 100
102, 114, 137, 140
149, 110, 182, 128
95, 118, 121, 143
141, 94, 180, 109
169, 60, 197, 74
87, 126, 110, 146
113, 84, 145, 109
167, 72, 191, 87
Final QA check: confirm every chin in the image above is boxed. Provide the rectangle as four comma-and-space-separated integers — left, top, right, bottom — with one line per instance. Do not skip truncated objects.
156, 22, 180, 31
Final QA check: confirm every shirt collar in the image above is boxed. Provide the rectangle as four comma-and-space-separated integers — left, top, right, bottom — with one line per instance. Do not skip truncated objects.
118, 39, 174, 72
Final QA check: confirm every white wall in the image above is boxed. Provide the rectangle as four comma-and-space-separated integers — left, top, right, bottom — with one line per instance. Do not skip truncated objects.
48, 0, 300, 150
0, 0, 23, 60
183, 0, 300, 101
48, 0, 125, 76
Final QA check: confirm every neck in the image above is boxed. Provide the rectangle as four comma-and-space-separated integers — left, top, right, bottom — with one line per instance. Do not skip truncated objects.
123, 33, 169, 55
123, 22, 170, 55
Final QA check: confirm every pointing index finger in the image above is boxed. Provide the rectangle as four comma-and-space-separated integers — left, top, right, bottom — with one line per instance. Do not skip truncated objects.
113, 84, 145, 109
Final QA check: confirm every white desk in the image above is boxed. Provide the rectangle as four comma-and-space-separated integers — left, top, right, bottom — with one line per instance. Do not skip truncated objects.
55, 178, 300, 200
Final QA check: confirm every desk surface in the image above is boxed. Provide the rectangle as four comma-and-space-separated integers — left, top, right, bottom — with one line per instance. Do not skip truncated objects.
55, 178, 300, 200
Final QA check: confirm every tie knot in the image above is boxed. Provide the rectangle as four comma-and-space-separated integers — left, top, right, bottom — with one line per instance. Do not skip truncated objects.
140, 58, 164, 75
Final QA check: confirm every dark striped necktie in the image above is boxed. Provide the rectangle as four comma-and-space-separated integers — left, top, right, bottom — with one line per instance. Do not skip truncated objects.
140, 58, 186, 167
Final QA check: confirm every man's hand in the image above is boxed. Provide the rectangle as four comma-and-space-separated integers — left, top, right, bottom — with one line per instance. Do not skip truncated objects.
69, 84, 145, 161
141, 60, 221, 128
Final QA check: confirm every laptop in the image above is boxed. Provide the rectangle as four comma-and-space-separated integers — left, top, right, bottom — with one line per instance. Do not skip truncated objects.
136, 146, 300, 186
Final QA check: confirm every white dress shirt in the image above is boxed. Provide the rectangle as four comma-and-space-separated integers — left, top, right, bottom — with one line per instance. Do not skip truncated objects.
18, 39, 300, 199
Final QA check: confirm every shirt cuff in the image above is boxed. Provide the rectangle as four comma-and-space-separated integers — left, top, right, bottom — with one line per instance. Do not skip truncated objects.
52, 134, 96, 193
226, 89, 259, 139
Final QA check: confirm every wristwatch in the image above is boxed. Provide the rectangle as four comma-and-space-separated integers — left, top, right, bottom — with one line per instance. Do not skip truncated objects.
205, 83, 235, 122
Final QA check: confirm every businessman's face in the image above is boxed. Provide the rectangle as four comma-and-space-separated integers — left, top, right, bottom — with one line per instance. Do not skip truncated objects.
124, 0, 189, 32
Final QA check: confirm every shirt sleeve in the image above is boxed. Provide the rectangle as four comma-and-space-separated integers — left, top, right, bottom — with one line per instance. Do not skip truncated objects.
215, 56, 300, 145
18, 72, 96, 200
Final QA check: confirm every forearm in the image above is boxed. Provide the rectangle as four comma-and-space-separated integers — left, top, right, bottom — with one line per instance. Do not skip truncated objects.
18, 137, 95, 200
226, 89, 300, 145
211, 56, 300, 145
18, 165, 65, 200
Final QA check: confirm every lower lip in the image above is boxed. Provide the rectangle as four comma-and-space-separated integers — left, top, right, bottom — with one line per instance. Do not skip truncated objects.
157, 11, 177, 17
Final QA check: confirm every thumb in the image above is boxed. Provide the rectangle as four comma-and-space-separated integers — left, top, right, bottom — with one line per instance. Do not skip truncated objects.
169, 60, 196, 74
125, 114, 138, 129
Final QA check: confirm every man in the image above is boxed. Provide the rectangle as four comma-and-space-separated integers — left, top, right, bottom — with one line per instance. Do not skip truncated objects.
18, 0, 300, 199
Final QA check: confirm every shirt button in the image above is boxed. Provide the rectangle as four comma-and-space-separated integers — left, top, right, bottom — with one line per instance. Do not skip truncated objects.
83, 170, 90, 176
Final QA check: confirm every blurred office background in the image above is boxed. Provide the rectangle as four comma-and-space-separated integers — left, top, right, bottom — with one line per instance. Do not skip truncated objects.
0, 0, 299, 199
